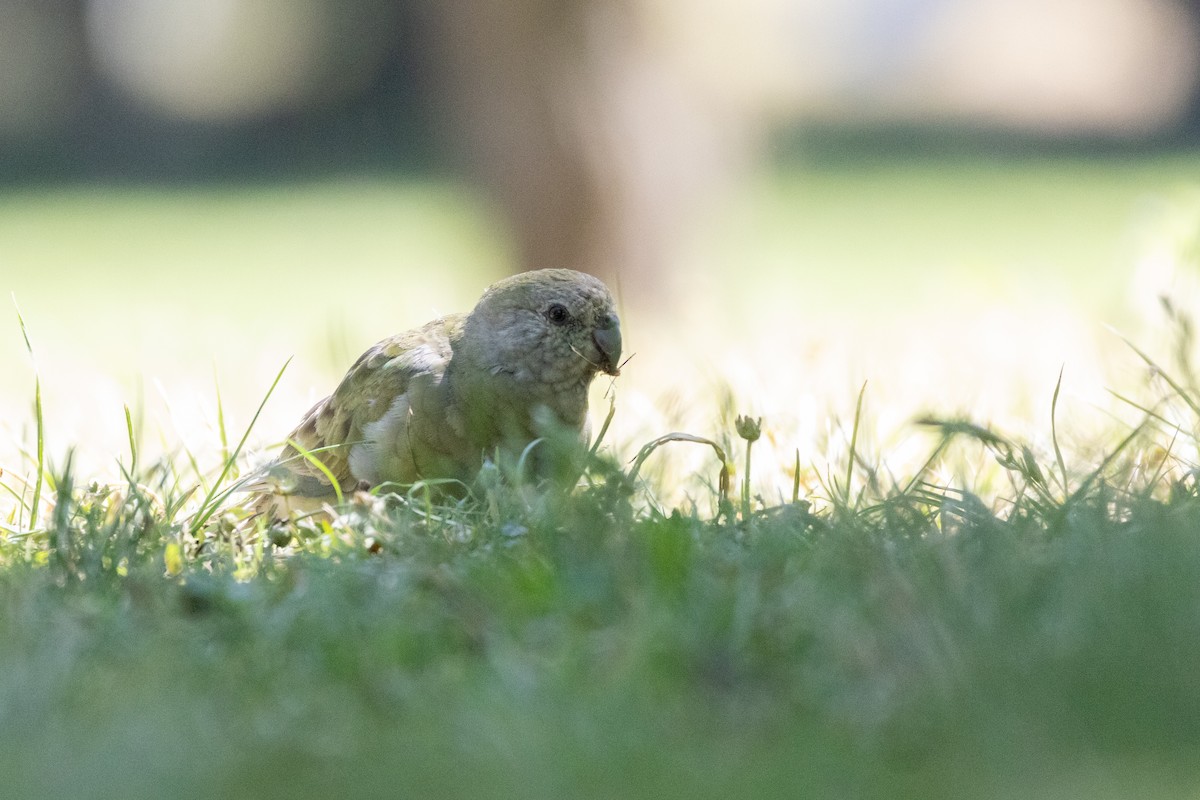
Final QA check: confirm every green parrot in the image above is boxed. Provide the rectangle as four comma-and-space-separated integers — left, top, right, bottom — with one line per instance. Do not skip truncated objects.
250, 269, 622, 520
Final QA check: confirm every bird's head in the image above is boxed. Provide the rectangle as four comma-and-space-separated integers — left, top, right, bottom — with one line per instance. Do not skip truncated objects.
465, 269, 622, 391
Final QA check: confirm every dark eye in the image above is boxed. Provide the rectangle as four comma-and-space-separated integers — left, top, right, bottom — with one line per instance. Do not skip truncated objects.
546, 303, 570, 324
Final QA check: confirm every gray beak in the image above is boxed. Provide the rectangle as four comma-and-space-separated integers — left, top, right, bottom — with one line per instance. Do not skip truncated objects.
592, 312, 622, 375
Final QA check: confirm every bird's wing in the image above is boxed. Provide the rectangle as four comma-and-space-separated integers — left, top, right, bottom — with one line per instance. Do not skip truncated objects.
250, 315, 464, 515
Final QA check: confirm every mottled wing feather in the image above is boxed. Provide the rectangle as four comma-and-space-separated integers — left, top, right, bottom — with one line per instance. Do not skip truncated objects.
252, 314, 465, 517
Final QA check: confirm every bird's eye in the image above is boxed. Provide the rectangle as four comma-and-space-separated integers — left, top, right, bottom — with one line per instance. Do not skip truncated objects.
546, 303, 570, 324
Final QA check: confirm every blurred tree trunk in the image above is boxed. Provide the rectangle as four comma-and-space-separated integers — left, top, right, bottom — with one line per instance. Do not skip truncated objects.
430, 0, 748, 297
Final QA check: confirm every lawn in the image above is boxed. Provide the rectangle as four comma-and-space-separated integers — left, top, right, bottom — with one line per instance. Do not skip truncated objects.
3, 152, 1200, 798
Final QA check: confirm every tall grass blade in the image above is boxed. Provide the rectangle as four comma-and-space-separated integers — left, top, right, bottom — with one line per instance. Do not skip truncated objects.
844, 382, 867, 508
587, 394, 617, 462
792, 449, 801, 504
1051, 365, 1068, 495
13, 297, 44, 529
1107, 389, 1179, 432
214, 366, 230, 465
124, 404, 138, 474
0, 475, 31, 514
190, 358, 290, 534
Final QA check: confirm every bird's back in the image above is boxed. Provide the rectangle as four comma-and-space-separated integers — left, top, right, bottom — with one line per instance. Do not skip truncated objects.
250, 314, 469, 520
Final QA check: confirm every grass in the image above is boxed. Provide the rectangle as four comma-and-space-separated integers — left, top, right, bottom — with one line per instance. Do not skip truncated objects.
6, 155, 1200, 797
3, 312, 1200, 800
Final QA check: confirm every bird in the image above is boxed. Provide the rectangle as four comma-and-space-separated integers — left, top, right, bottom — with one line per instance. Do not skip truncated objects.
249, 268, 622, 521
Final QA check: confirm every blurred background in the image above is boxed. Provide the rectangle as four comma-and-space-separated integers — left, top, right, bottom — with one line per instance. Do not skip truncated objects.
5, 0, 1200, 498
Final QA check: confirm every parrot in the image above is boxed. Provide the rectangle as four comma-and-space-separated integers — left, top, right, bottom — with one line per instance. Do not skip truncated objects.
249, 268, 622, 520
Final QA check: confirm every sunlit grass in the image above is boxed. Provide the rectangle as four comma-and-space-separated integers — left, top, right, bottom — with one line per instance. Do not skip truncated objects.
4, 308, 1200, 798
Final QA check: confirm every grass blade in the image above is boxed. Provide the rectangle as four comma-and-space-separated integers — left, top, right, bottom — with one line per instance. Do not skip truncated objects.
792, 449, 801, 504
844, 382, 867, 508
629, 433, 730, 503
0, 474, 31, 515
190, 357, 291, 534
13, 297, 44, 529
214, 365, 230, 465
1051, 365, 1068, 496
587, 393, 617, 462
124, 404, 138, 474
1114, 327, 1200, 421
1107, 389, 1178, 432
286, 437, 345, 507
900, 435, 952, 498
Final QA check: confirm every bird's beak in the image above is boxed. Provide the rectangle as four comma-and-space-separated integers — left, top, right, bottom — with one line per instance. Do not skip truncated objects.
592, 313, 622, 376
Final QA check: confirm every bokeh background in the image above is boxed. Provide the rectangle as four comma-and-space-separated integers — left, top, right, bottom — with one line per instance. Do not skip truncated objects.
5, 0, 1200, 498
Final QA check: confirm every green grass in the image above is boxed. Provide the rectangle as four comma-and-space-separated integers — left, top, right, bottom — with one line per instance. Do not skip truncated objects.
6, 155, 1200, 798
4, 337, 1200, 799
